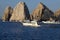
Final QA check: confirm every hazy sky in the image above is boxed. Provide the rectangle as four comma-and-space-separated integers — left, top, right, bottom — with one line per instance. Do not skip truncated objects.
0, 0, 60, 18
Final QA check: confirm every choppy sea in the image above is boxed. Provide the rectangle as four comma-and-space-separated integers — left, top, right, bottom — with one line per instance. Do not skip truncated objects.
0, 22, 60, 40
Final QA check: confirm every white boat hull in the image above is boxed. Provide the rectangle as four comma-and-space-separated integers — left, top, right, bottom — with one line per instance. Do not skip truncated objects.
22, 23, 40, 27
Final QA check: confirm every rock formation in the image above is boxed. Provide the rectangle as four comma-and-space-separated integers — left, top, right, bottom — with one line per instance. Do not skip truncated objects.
30, 2, 54, 21
54, 9, 60, 21
2, 6, 13, 22
10, 2, 30, 22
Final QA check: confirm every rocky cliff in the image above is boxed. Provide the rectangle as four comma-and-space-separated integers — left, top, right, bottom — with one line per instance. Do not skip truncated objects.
2, 2, 56, 22
10, 2, 30, 22
2, 6, 13, 22
54, 9, 60, 21
30, 2, 54, 21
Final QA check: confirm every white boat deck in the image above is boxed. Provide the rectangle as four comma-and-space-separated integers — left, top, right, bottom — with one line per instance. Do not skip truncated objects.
22, 21, 40, 27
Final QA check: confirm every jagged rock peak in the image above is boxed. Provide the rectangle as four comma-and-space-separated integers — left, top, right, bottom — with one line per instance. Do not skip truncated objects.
10, 2, 30, 22
54, 9, 60, 17
30, 2, 54, 21
54, 9, 60, 21
55, 9, 60, 14
16, 2, 25, 6
30, 2, 44, 21
36, 2, 44, 9
2, 6, 13, 22
18, 2, 25, 4
30, 2, 45, 21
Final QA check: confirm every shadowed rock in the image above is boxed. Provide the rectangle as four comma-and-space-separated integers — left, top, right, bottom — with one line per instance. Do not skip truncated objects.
2, 6, 13, 22
30, 2, 54, 21
10, 2, 30, 22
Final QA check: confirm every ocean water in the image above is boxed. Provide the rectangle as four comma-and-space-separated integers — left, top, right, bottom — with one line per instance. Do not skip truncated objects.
0, 22, 60, 40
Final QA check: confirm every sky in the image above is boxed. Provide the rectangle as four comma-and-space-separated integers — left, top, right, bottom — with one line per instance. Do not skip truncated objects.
0, 0, 60, 18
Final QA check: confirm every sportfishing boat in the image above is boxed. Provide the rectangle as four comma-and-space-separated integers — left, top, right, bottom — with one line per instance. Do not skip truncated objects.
42, 21, 60, 24
42, 21, 55, 23
22, 21, 40, 27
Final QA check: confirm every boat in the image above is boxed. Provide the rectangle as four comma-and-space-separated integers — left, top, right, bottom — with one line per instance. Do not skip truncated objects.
42, 21, 55, 23
22, 21, 40, 27
22, 20, 60, 27
42, 21, 60, 24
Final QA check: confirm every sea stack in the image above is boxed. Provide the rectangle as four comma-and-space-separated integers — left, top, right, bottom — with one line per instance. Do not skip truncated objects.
2, 6, 13, 22
54, 9, 60, 21
30, 2, 54, 21
10, 2, 30, 22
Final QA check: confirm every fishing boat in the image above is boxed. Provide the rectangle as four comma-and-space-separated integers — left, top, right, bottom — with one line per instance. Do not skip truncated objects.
22, 21, 40, 27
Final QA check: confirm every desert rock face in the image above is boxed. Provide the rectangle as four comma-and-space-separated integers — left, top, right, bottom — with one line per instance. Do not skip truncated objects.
30, 2, 44, 21
2, 6, 13, 22
54, 9, 60, 21
30, 2, 54, 21
10, 2, 30, 22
